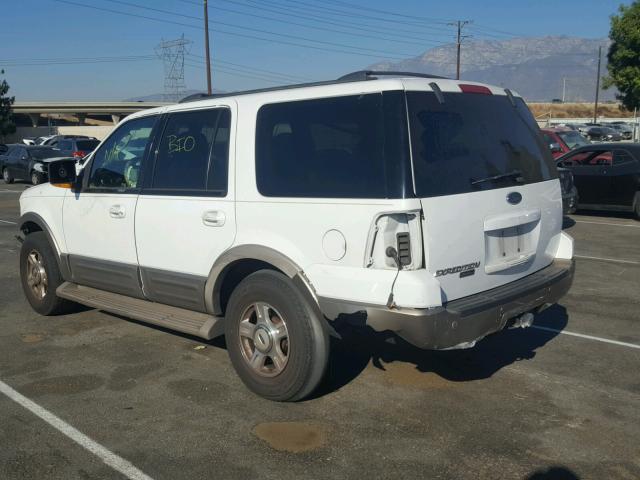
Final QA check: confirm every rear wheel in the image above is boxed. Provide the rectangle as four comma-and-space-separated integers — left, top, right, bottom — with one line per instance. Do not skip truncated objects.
634, 192, 640, 220
2, 167, 13, 184
224, 270, 329, 401
20, 232, 76, 315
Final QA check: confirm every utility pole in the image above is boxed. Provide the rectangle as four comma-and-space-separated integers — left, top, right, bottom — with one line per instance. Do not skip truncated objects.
204, 0, 212, 94
562, 77, 566, 103
593, 46, 602, 124
449, 20, 470, 80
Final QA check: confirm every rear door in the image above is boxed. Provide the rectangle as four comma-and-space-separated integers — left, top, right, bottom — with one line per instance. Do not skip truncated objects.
134, 105, 236, 312
406, 88, 561, 302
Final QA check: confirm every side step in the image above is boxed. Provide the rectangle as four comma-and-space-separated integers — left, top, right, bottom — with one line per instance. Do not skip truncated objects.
56, 282, 224, 340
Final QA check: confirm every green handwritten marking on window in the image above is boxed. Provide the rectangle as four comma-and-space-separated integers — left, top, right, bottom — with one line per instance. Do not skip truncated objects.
168, 135, 196, 153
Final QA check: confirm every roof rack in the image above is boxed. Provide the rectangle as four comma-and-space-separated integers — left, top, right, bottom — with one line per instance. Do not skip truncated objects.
178, 70, 447, 104
337, 70, 448, 81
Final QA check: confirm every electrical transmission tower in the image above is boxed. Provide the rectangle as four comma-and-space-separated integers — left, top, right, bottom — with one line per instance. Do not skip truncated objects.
156, 35, 192, 102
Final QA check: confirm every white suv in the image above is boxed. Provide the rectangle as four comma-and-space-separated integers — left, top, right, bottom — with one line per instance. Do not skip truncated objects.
17, 71, 574, 401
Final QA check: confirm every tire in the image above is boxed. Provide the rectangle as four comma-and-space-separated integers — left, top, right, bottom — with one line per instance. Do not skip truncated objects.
634, 192, 640, 220
31, 171, 45, 185
2, 167, 13, 184
224, 270, 329, 401
20, 232, 76, 315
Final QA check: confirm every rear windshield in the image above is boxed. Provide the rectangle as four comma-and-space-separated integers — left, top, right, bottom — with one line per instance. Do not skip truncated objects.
557, 130, 589, 149
29, 148, 59, 160
76, 140, 100, 151
407, 91, 557, 198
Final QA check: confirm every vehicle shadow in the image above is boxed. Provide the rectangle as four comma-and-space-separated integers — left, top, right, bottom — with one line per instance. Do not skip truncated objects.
315, 305, 568, 398
526, 466, 581, 480
562, 216, 576, 229
573, 209, 637, 221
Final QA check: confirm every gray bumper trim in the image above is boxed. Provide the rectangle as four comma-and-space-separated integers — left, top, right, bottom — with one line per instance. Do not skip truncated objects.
318, 259, 575, 350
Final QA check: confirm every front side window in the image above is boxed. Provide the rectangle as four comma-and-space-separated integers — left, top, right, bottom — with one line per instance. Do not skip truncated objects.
407, 91, 557, 198
151, 108, 230, 194
57, 140, 72, 152
255, 92, 410, 198
88, 116, 157, 191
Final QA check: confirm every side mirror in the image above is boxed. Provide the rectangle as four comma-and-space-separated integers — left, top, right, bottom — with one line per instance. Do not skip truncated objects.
0, 144, 7, 154
48, 159, 78, 189
549, 143, 562, 154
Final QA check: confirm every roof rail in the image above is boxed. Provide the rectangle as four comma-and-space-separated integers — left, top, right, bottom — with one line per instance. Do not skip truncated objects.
337, 70, 448, 81
175, 70, 448, 104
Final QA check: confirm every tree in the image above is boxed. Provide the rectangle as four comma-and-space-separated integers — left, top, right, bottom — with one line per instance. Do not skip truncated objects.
604, 1, 640, 111
0, 70, 16, 139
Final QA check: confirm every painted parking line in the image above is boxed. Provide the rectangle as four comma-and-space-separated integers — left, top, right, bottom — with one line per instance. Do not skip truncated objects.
531, 325, 640, 350
574, 220, 640, 228
0, 379, 154, 480
574, 254, 640, 265
0, 219, 17, 225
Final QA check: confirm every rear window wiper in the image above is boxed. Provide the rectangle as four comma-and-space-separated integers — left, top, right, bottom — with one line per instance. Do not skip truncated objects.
470, 170, 524, 186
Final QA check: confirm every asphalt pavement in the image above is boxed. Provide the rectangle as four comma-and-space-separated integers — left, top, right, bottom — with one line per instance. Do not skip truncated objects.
0, 182, 638, 480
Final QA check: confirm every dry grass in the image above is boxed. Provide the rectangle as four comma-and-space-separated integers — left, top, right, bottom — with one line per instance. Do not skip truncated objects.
527, 102, 634, 119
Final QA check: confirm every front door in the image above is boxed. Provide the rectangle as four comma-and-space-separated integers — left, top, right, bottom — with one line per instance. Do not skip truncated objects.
134, 105, 236, 312
562, 150, 612, 206
608, 150, 639, 207
62, 115, 159, 297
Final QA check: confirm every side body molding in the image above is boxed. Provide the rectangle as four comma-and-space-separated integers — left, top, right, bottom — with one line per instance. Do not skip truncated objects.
205, 244, 311, 315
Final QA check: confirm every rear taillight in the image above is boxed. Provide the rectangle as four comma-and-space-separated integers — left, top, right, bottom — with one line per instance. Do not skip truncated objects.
459, 84, 492, 95
72, 151, 85, 158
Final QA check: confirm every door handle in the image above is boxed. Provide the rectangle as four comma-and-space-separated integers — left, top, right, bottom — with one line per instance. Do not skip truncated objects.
109, 205, 125, 219
202, 210, 226, 227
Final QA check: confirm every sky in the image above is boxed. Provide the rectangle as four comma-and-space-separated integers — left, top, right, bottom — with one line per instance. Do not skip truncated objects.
0, 0, 630, 101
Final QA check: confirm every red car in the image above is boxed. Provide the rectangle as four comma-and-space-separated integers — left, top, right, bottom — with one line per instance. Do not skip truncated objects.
541, 127, 590, 159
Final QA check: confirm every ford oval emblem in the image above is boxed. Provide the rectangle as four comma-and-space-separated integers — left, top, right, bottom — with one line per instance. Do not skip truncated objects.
507, 192, 522, 205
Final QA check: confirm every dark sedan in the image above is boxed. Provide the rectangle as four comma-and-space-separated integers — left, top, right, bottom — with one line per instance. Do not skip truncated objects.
584, 126, 623, 142
557, 143, 640, 218
1, 145, 68, 185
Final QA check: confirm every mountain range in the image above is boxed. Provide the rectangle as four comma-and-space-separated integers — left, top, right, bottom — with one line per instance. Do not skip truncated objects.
369, 36, 617, 102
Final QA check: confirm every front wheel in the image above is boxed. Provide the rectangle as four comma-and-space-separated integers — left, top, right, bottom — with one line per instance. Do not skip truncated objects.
224, 270, 329, 401
2, 168, 14, 184
20, 232, 76, 315
31, 171, 45, 185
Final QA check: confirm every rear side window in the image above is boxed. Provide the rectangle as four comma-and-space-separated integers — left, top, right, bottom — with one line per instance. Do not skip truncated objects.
151, 108, 230, 194
255, 92, 411, 198
76, 140, 100, 151
407, 91, 557, 198
57, 140, 72, 151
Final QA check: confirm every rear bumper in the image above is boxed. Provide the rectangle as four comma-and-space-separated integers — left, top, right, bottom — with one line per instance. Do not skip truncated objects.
319, 259, 575, 350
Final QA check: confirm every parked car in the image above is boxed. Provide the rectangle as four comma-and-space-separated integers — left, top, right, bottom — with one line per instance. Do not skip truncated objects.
42, 135, 95, 147
1, 145, 68, 185
22, 137, 37, 145
16, 72, 575, 401
0, 143, 19, 179
55, 137, 100, 158
607, 123, 633, 140
564, 123, 590, 135
557, 143, 640, 216
584, 126, 623, 142
541, 127, 590, 158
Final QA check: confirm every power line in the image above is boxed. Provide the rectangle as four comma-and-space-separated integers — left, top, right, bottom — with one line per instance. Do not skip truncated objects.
320, 0, 455, 25
213, 0, 453, 41
51, 0, 411, 60
176, 0, 447, 47
98, 0, 418, 57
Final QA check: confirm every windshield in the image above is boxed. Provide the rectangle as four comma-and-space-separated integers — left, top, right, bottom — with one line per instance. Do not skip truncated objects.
29, 148, 60, 160
76, 140, 100, 151
407, 91, 557, 198
557, 130, 589, 149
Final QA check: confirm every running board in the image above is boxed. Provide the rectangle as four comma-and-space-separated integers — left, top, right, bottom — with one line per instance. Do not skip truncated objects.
56, 282, 224, 340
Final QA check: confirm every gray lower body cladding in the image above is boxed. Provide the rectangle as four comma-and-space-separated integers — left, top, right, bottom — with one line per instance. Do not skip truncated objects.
318, 259, 575, 350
